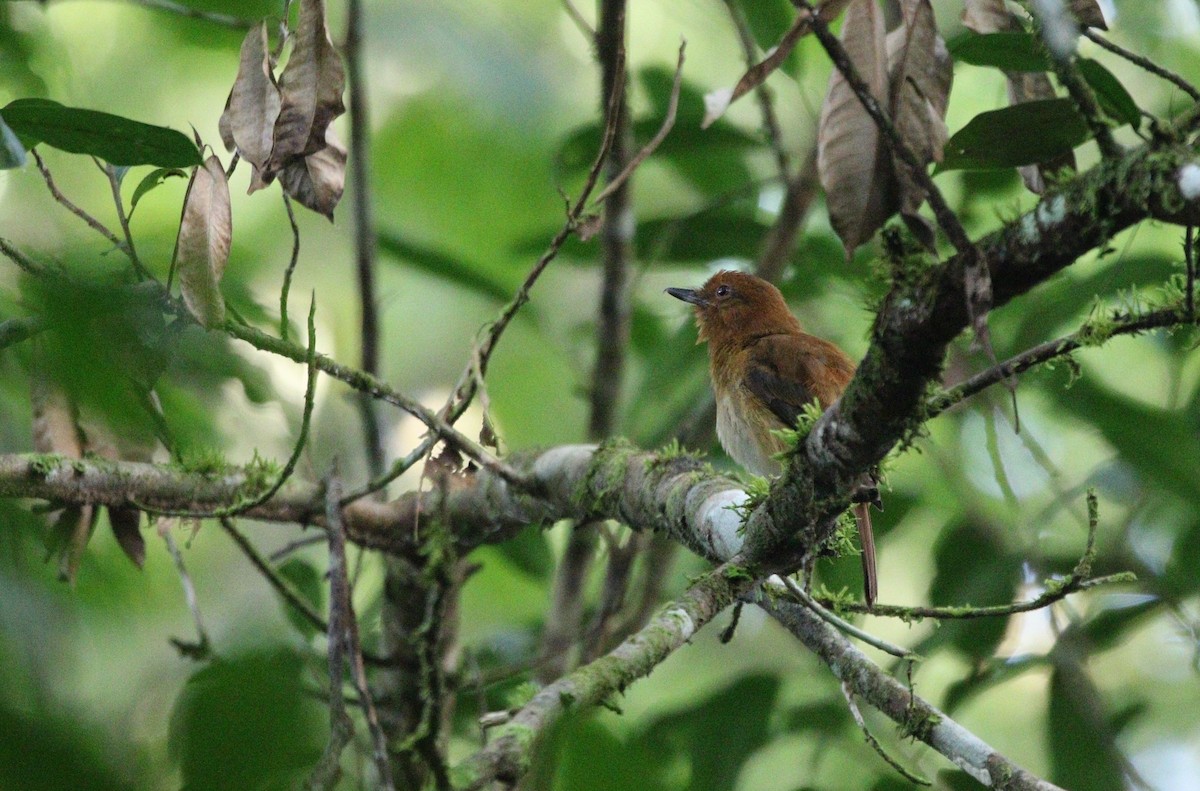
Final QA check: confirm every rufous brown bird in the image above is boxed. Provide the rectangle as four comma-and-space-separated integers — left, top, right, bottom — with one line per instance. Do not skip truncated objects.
667, 270, 880, 605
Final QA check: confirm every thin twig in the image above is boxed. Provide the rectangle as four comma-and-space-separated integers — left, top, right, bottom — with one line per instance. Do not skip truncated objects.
325, 473, 396, 791
561, 0, 594, 39
308, 474, 357, 791
137, 296, 321, 518
103, 162, 153, 280
0, 238, 48, 277
839, 680, 931, 785
0, 316, 44, 352
930, 307, 1199, 417
779, 576, 915, 659
345, 0, 386, 483
160, 524, 210, 659
815, 492, 1134, 620
280, 192, 301, 342
722, 0, 790, 177
590, 39, 686, 207
31, 150, 127, 254
108, 0, 255, 28
1187, 225, 1196, 320
220, 517, 325, 631
268, 532, 326, 561
341, 35, 630, 504
1083, 29, 1200, 103
1030, 13, 1121, 159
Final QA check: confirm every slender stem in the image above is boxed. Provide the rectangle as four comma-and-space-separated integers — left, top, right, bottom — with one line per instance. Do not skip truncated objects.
779, 576, 915, 658
111, 0, 255, 28
1083, 29, 1200, 103
104, 163, 153, 280
722, 0, 790, 177
280, 192, 301, 342
31, 151, 126, 253
345, 0, 386, 481
161, 528, 211, 659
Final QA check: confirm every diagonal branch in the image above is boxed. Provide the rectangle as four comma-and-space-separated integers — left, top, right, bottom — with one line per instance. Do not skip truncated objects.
760, 594, 1067, 791
453, 562, 748, 790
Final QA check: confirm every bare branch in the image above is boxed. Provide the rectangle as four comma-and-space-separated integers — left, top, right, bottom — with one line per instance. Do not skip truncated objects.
99, 0, 256, 29
160, 525, 211, 659
721, 0, 790, 177
31, 150, 127, 254
761, 595, 1068, 790
1083, 29, 1200, 103
455, 563, 748, 790
279, 192, 301, 341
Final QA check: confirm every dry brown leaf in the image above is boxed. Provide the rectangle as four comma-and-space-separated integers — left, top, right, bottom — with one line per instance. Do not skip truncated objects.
107, 506, 146, 570
886, 0, 952, 218
818, 0, 894, 257
30, 372, 96, 584
702, 0, 853, 128
220, 21, 282, 186
175, 155, 233, 327
1069, 0, 1107, 30
961, 0, 1018, 34
277, 133, 346, 220
268, 0, 345, 173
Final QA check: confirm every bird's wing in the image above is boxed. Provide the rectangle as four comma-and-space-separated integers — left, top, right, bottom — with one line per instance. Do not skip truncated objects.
742, 335, 820, 430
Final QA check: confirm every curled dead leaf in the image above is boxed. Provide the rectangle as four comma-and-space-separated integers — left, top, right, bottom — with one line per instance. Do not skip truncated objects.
277, 133, 346, 220
174, 155, 233, 327
220, 20, 282, 188
268, 0, 345, 173
818, 0, 894, 257
702, 0, 852, 128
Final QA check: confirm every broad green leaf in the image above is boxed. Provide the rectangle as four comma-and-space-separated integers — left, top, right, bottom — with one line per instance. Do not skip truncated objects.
949, 32, 1049, 72
1, 98, 200, 167
1063, 377, 1200, 504
493, 524, 554, 581
129, 167, 188, 218
1047, 661, 1125, 791
0, 113, 26, 169
378, 231, 511, 303
277, 558, 324, 638
1078, 58, 1141, 127
939, 99, 1090, 171
922, 519, 1022, 661
169, 648, 325, 791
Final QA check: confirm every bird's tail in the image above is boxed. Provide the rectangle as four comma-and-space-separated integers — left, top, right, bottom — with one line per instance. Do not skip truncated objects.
853, 502, 877, 608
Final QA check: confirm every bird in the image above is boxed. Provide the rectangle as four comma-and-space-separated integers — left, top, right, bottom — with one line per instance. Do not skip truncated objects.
667, 269, 880, 605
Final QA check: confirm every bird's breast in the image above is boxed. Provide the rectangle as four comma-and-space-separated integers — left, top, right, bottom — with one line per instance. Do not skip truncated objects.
715, 390, 785, 477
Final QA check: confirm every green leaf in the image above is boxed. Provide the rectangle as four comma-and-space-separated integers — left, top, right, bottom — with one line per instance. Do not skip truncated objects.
1, 98, 201, 167
493, 524, 553, 580
939, 99, 1091, 171
1078, 58, 1141, 127
276, 558, 324, 638
0, 112, 26, 169
129, 167, 188, 218
169, 648, 325, 791
1063, 377, 1200, 504
378, 231, 512, 303
949, 31, 1049, 72
1047, 660, 1125, 791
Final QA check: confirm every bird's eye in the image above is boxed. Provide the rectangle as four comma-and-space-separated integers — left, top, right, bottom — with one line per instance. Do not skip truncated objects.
715, 285, 731, 299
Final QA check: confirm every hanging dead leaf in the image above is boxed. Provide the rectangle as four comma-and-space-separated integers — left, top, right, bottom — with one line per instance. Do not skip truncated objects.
818, 0, 895, 257
30, 370, 96, 585
886, 0, 952, 218
174, 155, 233, 327
961, 0, 1017, 34
277, 133, 346, 220
702, 0, 853, 128
268, 0, 345, 174
1069, 0, 1107, 30
220, 20, 282, 190
107, 506, 146, 569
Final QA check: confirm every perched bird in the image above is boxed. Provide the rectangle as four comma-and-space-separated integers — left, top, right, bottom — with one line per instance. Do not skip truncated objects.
667, 270, 879, 605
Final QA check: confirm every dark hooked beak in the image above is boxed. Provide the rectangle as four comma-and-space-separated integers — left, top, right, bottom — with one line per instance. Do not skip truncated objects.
666, 287, 708, 307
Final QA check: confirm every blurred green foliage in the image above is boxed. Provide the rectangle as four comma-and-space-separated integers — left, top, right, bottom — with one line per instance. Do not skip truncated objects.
1, 1, 1199, 790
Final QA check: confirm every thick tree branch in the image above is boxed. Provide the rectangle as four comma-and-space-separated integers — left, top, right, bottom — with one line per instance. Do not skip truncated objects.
740, 130, 1200, 567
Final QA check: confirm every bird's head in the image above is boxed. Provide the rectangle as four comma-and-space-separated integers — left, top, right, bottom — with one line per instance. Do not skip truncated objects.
666, 270, 800, 346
